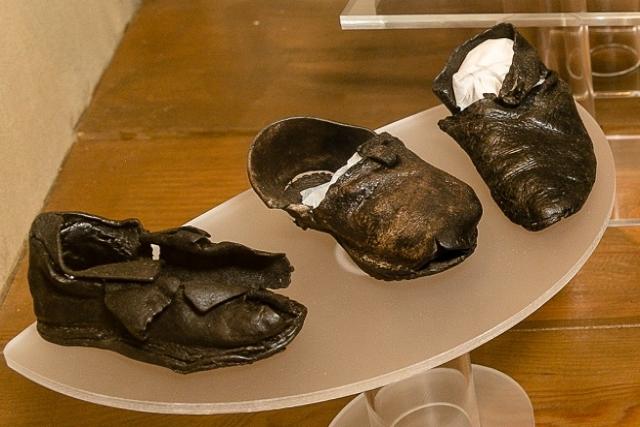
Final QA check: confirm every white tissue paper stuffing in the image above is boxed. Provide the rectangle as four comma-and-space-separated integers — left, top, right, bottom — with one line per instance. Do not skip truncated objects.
452, 38, 514, 110
299, 152, 363, 208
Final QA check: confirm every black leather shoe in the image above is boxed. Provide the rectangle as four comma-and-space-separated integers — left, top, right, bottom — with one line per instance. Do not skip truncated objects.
28, 212, 306, 373
433, 23, 596, 231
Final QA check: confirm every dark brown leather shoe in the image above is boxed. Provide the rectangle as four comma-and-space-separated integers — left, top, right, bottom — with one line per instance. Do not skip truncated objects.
248, 117, 482, 281
433, 23, 596, 231
28, 212, 306, 373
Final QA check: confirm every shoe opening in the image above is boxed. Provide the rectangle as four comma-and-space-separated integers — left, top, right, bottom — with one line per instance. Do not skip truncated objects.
415, 239, 474, 273
60, 219, 142, 271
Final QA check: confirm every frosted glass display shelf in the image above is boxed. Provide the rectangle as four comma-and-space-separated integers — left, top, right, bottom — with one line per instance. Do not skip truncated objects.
4, 105, 614, 417
341, 0, 640, 29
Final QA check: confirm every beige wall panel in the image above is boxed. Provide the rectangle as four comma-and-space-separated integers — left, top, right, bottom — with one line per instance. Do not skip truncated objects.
0, 1, 139, 294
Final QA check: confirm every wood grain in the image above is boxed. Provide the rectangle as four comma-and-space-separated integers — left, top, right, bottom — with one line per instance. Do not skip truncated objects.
517, 227, 640, 329
75, 0, 638, 141
610, 140, 640, 221
472, 328, 640, 427
2, 0, 640, 425
75, 0, 483, 140
0, 355, 351, 427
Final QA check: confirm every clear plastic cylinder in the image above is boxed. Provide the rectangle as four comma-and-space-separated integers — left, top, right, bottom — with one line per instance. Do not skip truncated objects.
364, 354, 481, 427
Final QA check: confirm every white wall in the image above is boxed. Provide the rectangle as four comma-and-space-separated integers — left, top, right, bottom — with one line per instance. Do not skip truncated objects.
0, 1, 139, 294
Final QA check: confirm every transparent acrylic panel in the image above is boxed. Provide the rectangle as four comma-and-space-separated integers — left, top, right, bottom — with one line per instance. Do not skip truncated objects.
595, 97, 640, 136
591, 26, 640, 95
523, 25, 640, 117
341, 0, 640, 29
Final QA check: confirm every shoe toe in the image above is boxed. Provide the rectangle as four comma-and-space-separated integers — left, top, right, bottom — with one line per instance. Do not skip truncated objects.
208, 299, 288, 347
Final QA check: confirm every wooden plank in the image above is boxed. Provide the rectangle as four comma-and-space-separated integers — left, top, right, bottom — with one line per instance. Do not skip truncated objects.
45, 137, 253, 230
0, 356, 351, 426
75, 0, 635, 141
76, 0, 482, 140
472, 328, 640, 427
518, 226, 640, 329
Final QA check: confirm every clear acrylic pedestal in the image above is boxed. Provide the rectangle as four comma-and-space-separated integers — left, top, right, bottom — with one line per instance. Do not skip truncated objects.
331, 353, 534, 427
4, 106, 614, 419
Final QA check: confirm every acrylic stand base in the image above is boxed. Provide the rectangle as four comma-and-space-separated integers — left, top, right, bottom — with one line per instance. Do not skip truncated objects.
331, 355, 534, 427
3, 105, 614, 415
329, 260, 534, 426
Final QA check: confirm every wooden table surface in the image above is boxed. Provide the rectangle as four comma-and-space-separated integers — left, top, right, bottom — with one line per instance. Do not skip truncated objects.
2, 1, 640, 425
